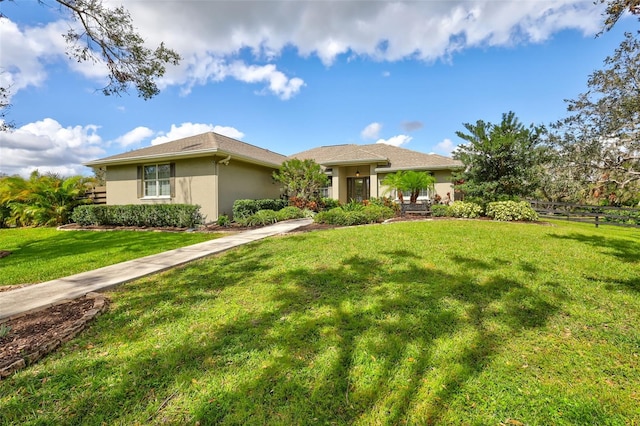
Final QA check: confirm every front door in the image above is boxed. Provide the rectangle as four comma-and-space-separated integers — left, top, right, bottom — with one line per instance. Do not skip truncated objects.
347, 177, 370, 202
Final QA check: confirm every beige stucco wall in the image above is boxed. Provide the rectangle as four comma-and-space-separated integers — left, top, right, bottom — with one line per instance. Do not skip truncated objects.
217, 160, 282, 219
105, 157, 281, 222
105, 157, 218, 222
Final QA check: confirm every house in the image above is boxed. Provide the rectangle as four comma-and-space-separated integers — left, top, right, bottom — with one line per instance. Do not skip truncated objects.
85, 132, 463, 222
84, 132, 287, 222
291, 143, 463, 204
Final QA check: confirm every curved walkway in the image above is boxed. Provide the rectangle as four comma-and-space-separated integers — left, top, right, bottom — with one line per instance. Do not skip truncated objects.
0, 219, 313, 320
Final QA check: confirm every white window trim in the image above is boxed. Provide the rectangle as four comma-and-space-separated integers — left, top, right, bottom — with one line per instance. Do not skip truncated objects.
143, 163, 172, 198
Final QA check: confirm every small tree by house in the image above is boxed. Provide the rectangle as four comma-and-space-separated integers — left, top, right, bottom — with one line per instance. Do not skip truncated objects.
273, 159, 329, 208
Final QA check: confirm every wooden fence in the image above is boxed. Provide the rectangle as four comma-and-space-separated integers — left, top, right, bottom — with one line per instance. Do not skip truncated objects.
85, 186, 107, 205
529, 200, 640, 228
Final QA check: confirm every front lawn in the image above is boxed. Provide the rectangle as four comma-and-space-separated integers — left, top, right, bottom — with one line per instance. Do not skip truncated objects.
1, 220, 639, 425
0, 228, 224, 286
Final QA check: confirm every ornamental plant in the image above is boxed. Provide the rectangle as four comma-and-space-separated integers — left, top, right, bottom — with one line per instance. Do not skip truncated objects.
447, 201, 483, 218
485, 201, 538, 221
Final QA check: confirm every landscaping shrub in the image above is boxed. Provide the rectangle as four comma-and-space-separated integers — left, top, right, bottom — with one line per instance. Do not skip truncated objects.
276, 206, 305, 221
71, 204, 204, 227
288, 196, 319, 211
314, 205, 394, 226
238, 209, 278, 227
341, 200, 365, 211
232, 199, 286, 219
447, 201, 483, 218
319, 197, 341, 210
431, 204, 449, 217
368, 197, 400, 215
486, 201, 538, 222
216, 214, 230, 227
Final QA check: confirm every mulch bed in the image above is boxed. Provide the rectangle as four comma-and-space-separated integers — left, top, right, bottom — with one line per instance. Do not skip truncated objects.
0, 293, 108, 379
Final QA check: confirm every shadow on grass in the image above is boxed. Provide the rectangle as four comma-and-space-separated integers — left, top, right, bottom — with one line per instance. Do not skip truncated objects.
549, 232, 640, 263
1, 243, 566, 424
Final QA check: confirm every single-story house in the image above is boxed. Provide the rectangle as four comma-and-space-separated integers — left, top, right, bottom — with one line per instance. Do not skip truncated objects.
85, 132, 463, 222
291, 143, 463, 204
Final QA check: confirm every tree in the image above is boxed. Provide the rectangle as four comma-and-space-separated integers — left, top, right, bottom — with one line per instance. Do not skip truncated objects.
273, 159, 329, 203
599, 0, 640, 33
0, 0, 180, 129
453, 112, 548, 204
551, 31, 640, 205
381, 170, 435, 203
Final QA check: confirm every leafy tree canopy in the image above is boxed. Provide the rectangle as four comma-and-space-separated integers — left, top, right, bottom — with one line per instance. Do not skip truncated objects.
453, 111, 548, 204
550, 31, 640, 206
0, 0, 181, 129
599, 0, 640, 33
273, 159, 329, 202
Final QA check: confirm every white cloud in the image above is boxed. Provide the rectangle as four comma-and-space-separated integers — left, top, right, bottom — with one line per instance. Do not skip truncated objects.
0, 118, 105, 177
4, 1, 604, 101
376, 135, 413, 147
114, 126, 155, 147
435, 138, 457, 155
125, 0, 603, 66
361, 122, 382, 140
151, 123, 245, 145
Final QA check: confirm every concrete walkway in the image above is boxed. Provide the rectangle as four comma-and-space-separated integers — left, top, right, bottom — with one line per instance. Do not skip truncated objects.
0, 218, 313, 320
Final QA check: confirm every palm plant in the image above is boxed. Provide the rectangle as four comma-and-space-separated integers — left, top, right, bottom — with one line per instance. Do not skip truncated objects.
0, 172, 95, 227
382, 171, 436, 203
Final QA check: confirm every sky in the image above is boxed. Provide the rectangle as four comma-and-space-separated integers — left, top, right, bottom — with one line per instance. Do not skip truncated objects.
0, 0, 637, 177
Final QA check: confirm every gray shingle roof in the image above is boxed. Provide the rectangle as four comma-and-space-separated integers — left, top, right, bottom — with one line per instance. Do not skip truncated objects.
85, 132, 288, 168
291, 143, 463, 171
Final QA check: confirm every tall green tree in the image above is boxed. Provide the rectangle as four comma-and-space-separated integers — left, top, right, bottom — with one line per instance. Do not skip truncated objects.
0, 0, 180, 129
551, 31, 640, 205
453, 111, 548, 204
273, 159, 329, 202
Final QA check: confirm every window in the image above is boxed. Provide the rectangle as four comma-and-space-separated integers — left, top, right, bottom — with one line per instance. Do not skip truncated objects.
141, 164, 172, 198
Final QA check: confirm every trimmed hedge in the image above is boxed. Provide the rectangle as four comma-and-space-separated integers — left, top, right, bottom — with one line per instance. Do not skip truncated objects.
314, 205, 394, 226
232, 199, 288, 219
71, 204, 204, 228
486, 201, 538, 222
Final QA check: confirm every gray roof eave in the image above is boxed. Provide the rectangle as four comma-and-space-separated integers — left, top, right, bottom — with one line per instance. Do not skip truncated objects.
84, 148, 284, 169
375, 164, 464, 173
320, 158, 389, 166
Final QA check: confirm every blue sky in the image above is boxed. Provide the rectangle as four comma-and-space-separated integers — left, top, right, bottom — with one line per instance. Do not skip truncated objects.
0, 0, 636, 177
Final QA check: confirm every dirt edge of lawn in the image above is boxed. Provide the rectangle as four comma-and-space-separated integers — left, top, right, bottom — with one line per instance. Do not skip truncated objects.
0, 292, 109, 379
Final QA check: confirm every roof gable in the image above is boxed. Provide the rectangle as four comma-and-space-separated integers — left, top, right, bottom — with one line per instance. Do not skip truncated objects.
85, 132, 288, 168
291, 143, 462, 170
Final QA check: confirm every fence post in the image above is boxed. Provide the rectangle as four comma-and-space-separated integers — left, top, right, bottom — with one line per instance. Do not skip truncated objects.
595, 215, 599, 228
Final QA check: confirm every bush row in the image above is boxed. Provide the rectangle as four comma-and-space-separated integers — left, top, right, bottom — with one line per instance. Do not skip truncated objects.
71, 204, 204, 228
430, 201, 538, 221
314, 205, 395, 226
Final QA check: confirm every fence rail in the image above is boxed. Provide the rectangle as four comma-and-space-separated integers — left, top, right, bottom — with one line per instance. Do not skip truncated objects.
85, 186, 107, 205
529, 200, 640, 228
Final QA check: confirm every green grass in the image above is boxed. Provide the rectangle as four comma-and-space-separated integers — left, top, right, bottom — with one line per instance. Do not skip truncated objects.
0, 228, 224, 286
1, 220, 639, 425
